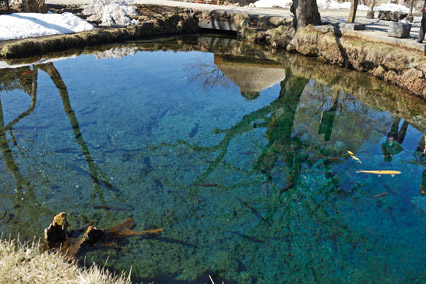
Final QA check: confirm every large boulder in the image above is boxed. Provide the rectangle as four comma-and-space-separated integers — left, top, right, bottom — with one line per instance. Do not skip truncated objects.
388, 22, 411, 38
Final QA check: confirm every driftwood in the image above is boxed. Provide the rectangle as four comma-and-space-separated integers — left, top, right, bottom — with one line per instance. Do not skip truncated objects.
44, 212, 69, 245
44, 212, 163, 257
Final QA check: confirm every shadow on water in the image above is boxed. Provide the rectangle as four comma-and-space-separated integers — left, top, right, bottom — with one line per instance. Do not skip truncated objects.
2, 35, 426, 283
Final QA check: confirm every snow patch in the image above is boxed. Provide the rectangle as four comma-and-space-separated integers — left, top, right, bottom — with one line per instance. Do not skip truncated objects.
317, 1, 370, 10
249, 0, 290, 8
374, 3, 411, 13
0, 12, 94, 41
82, 0, 140, 26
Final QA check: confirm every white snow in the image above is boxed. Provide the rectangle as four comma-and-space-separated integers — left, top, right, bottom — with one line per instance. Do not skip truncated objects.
248, 0, 290, 8
82, 0, 140, 26
316, 0, 370, 10
0, 0, 139, 41
251, 0, 412, 13
0, 12, 94, 41
374, 3, 411, 13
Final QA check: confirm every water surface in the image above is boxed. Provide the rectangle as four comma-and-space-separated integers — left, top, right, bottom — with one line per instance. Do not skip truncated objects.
1, 36, 426, 284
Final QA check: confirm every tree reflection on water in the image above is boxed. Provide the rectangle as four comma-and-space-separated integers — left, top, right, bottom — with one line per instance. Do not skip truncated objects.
0, 62, 114, 237
154, 47, 426, 283
1, 40, 426, 283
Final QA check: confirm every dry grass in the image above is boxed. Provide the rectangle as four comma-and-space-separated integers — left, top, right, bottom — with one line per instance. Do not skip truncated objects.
0, 237, 133, 284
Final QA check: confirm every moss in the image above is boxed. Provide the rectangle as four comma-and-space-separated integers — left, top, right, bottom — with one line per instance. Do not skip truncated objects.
287, 25, 426, 97
52, 212, 67, 227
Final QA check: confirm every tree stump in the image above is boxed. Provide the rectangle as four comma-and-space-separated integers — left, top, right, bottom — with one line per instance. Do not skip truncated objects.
290, 0, 321, 30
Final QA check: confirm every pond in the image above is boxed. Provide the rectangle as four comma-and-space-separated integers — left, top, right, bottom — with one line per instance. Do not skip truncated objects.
1, 35, 426, 284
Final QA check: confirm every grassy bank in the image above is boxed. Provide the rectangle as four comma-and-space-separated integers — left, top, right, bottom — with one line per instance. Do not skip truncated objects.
0, 237, 134, 284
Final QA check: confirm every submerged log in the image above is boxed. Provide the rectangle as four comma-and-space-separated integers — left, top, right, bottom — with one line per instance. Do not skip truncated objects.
44, 212, 163, 257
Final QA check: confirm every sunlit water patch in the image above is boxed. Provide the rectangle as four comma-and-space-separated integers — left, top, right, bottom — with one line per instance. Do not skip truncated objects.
1, 36, 426, 283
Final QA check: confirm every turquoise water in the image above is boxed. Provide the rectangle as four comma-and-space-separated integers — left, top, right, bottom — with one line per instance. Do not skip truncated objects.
1, 37, 426, 283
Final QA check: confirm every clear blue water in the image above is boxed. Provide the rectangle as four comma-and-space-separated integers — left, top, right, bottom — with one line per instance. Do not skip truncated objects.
1, 37, 426, 283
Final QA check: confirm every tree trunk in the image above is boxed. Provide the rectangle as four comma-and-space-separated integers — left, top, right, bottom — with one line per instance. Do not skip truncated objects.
348, 0, 359, 23
409, 0, 414, 16
25, 0, 47, 13
290, 0, 321, 30
367, 0, 375, 19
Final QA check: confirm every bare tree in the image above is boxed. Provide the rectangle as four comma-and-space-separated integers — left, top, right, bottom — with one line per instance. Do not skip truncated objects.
348, 0, 359, 23
367, 0, 375, 19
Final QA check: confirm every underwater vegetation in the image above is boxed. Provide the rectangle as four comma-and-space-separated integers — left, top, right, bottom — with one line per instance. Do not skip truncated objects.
0, 37, 426, 283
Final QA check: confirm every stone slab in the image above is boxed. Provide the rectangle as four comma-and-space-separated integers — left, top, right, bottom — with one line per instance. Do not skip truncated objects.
338, 22, 366, 31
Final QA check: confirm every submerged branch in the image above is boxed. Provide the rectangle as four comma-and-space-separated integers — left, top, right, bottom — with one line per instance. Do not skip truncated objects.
44, 212, 163, 257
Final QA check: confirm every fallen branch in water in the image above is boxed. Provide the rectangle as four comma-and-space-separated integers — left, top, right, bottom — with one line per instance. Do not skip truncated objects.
44, 212, 163, 257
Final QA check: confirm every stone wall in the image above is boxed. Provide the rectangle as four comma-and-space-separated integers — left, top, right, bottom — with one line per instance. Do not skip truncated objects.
286, 25, 426, 98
